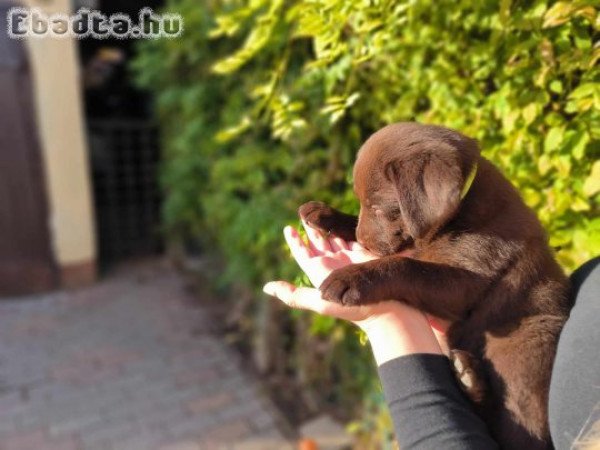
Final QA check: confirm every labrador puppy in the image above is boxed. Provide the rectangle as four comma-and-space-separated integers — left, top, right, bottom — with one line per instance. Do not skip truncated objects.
299, 122, 572, 449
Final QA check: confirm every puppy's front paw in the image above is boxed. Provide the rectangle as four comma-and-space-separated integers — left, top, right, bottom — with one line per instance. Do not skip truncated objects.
449, 349, 487, 405
298, 201, 337, 234
319, 266, 371, 306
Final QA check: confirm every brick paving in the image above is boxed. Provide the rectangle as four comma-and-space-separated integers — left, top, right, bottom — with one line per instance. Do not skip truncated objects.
0, 261, 292, 450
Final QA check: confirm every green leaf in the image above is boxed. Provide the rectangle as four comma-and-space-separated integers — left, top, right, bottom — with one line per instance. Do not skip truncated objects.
522, 103, 539, 125
543, 2, 575, 28
571, 130, 590, 160
572, 197, 590, 212
215, 117, 252, 142
569, 83, 598, 100
549, 80, 563, 94
544, 127, 565, 152
583, 161, 600, 197
538, 154, 552, 175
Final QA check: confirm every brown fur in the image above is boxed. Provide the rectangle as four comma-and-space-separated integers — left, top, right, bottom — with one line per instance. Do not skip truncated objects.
299, 122, 572, 449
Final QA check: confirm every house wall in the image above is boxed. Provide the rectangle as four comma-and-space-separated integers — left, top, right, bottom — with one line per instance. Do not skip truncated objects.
22, 0, 97, 286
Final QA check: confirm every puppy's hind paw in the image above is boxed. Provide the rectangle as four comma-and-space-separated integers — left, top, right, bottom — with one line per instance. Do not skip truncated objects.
449, 349, 487, 405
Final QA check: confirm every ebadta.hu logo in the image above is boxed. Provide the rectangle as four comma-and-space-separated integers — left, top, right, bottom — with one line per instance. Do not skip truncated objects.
6, 7, 183, 39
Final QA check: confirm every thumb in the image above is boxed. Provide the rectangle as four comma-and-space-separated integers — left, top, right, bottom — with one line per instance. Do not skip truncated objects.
263, 281, 300, 307
263, 281, 326, 312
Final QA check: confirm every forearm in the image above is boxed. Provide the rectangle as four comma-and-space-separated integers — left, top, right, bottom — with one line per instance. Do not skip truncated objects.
360, 302, 443, 365
378, 355, 499, 450
361, 303, 498, 449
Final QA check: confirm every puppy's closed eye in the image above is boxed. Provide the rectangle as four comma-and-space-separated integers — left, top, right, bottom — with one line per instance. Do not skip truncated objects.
371, 204, 400, 221
384, 206, 401, 221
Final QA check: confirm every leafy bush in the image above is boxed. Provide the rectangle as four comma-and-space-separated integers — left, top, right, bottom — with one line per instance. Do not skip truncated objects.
133, 0, 598, 443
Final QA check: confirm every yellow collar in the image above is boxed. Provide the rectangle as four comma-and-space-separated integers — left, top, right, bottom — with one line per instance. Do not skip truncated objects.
460, 162, 478, 200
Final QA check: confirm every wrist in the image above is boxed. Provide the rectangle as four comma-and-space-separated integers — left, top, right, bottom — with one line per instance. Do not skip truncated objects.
359, 302, 443, 366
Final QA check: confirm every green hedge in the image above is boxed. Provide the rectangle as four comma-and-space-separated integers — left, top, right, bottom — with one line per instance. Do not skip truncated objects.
133, 0, 598, 443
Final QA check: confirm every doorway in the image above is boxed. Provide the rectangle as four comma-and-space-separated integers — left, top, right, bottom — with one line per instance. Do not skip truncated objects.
78, 0, 164, 269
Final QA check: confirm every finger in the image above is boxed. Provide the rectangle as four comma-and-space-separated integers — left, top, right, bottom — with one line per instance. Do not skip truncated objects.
263, 281, 369, 321
349, 241, 365, 251
346, 241, 378, 263
263, 281, 328, 313
284, 226, 314, 260
329, 236, 349, 252
302, 220, 332, 254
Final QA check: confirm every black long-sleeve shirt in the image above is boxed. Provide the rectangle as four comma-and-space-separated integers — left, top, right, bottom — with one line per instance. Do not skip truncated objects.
378, 258, 600, 450
379, 354, 498, 449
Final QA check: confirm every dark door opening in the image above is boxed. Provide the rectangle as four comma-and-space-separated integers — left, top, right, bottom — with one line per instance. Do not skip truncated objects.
77, 0, 164, 270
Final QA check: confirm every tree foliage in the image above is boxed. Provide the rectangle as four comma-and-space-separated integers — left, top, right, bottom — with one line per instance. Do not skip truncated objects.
133, 0, 599, 443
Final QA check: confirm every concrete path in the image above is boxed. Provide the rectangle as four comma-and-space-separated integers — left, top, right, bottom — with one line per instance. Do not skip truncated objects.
0, 261, 291, 450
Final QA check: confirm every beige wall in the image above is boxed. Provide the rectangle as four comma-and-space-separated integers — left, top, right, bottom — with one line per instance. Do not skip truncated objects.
23, 0, 97, 279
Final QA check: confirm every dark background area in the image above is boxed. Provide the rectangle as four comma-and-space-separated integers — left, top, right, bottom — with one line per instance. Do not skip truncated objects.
78, 0, 164, 269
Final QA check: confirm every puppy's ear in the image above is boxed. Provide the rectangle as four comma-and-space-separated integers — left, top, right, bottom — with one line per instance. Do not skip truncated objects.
384, 142, 478, 239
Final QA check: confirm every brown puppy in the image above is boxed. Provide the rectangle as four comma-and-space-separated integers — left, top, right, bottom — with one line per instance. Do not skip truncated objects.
299, 122, 572, 449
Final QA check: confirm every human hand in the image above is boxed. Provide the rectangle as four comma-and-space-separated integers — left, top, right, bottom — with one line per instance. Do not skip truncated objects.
263, 222, 447, 363
284, 223, 377, 288
263, 224, 384, 324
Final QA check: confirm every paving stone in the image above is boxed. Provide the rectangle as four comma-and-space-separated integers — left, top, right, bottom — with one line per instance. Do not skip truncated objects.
217, 397, 264, 423
174, 368, 220, 387
186, 392, 235, 415
0, 260, 290, 449
249, 410, 277, 431
159, 441, 202, 450
165, 413, 217, 440
81, 420, 140, 447
203, 420, 252, 442
137, 409, 187, 433
0, 418, 19, 436
231, 437, 295, 450
48, 414, 104, 436
110, 427, 169, 450
0, 428, 48, 450
42, 434, 82, 450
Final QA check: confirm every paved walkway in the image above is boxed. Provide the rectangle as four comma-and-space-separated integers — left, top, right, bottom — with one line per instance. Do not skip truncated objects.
0, 261, 291, 450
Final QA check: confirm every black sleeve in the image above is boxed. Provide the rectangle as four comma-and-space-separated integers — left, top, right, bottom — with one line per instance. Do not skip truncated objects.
378, 353, 499, 450
549, 257, 600, 450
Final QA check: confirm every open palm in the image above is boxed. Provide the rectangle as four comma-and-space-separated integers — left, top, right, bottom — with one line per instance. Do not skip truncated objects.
263, 222, 386, 324
264, 222, 450, 336
284, 223, 377, 288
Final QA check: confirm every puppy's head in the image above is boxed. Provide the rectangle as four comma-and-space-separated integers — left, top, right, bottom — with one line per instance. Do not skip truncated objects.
353, 122, 480, 256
